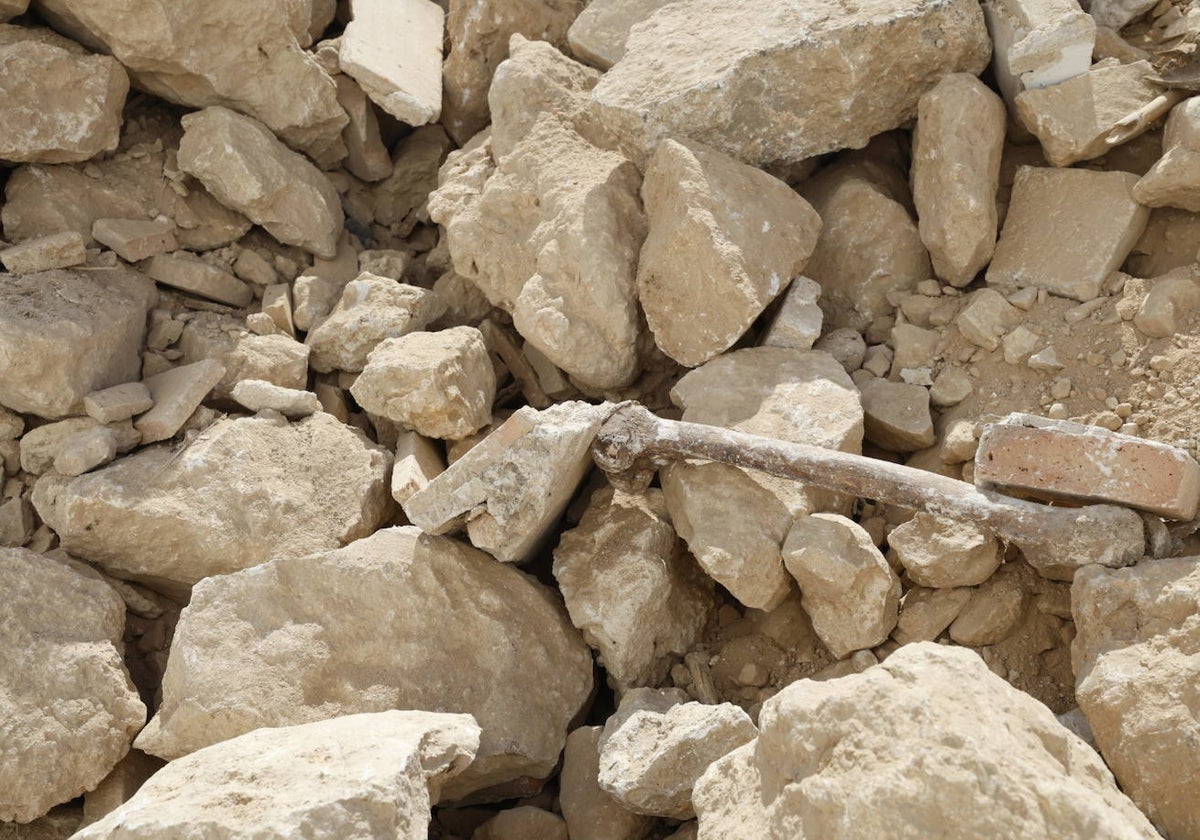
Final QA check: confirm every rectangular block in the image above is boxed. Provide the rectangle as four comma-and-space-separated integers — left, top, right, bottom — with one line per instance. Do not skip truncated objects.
92, 217, 178, 262
144, 251, 253, 308
0, 231, 87, 274
975, 413, 1200, 520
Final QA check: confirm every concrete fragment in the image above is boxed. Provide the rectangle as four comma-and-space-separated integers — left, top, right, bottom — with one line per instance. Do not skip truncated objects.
143, 251, 253, 307
1133, 97, 1200, 212
0, 548, 145, 823
340, 0, 443, 125
987, 167, 1149, 301
350, 327, 494, 440
33, 413, 391, 589
0, 231, 86, 274
76, 712, 479, 840
912, 73, 1006, 287
0, 269, 155, 419
759, 276, 822, 351
890, 512, 1002, 588
53, 426, 118, 477
1073, 558, 1200, 840
134, 359, 225, 444
390, 431, 444, 506
473, 808, 568, 840
567, 0, 667, 70
91, 218, 177, 262
975, 413, 1200, 520
782, 513, 901, 658
554, 487, 715, 690
230, 380, 321, 418
0, 37, 127, 164
949, 563, 1029, 646
560, 726, 657, 840
983, 0, 1096, 106
858, 379, 936, 452
598, 702, 757, 820
637, 138, 821, 365
892, 586, 972, 645
135, 527, 591, 799
404, 401, 607, 564
177, 106, 344, 258
333, 74, 393, 183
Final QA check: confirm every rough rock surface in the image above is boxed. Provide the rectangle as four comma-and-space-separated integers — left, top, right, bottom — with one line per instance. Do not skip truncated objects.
560, 726, 657, 840
177, 106, 344, 258
887, 512, 1003, 588
1, 548, 145, 823
1133, 97, 1200, 213
340, 0, 444, 126
33, 413, 391, 590
693, 643, 1160, 839
134, 527, 594, 801
637, 138, 821, 366
74, 712, 480, 840
1072, 559, 1200, 840
567, 0, 667, 70
590, 0, 991, 165
177, 317, 310, 402
472, 807, 568, 840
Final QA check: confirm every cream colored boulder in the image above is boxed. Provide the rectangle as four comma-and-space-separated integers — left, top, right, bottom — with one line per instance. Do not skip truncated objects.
888, 512, 1002, 588
340, 0, 443, 125
1134, 97, 1200, 213
567, 0, 670, 69
560, 726, 657, 840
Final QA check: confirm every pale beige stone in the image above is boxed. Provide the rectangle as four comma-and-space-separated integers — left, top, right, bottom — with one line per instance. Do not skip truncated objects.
0, 405, 23, 441
81, 751, 163, 828
912, 73, 1006, 287
590, 0, 990, 166
892, 586, 972, 645
1134, 97, 1200, 212
177, 106, 344, 258
560, 726, 657, 840
858, 379, 936, 452
53, 427, 118, 477
230, 380, 321, 418
1072, 558, 1200, 840
0, 231, 86, 274
987, 167, 1149, 301
178, 315, 310, 401
143, 251, 253, 307
350, 327, 494, 440
0, 0, 28, 21
0, 495, 33, 547
1090, 0, 1157, 29
637, 138, 822, 366
567, 0, 669, 69
0, 269, 155, 419
20, 417, 137, 475
473, 808, 568, 840
134, 359, 225, 444
888, 512, 1002, 588
76, 712, 480, 840
1126, 207, 1200, 278
957, 288, 1023, 351
949, 563, 1029, 646
135, 527, 592, 800
983, 0, 1096, 106
889, 323, 939, 379
782, 513, 901, 658
370, 125, 453, 227
553, 487, 715, 690
32, 0, 348, 166
91, 218, 177, 262
333, 74, 393, 183
1132, 265, 1200, 338
340, 0, 443, 125
0, 549, 145, 823
694, 643, 1158, 840
0, 38, 127, 164
391, 431, 444, 506
33, 413, 391, 589
930, 365, 973, 406
759, 276, 822, 351
261, 283, 296, 337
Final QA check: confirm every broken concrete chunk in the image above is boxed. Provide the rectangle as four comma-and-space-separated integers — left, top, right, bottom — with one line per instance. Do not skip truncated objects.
912, 73, 1006, 287
637, 138, 822, 366
759, 276, 823, 351
0, 548, 145, 823
134, 527, 591, 800
892, 586, 973, 645
560, 726, 658, 840
782, 513, 901, 659
590, 0, 990, 165
91, 218, 177, 263
404, 401, 608, 564
598, 702, 757, 820
33, 413, 391, 589
134, 359, 225, 444
350, 327, 495, 440
177, 106, 344, 258
0, 269, 155, 419
0, 231, 86, 274
75, 712, 479, 840
1133, 97, 1200, 212
888, 512, 1003, 588
143, 251, 253, 308
858, 379, 936, 452
391, 430, 444, 506
567, 0, 667, 70
230, 380, 321, 418
0, 37, 128, 164
340, 0, 444, 125
554, 487, 715, 691
986, 167, 1149, 301
983, 0, 1096, 106
949, 563, 1029, 646
957, 288, 1022, 351
54, 426, 118, 477
976, 413, 1200, 520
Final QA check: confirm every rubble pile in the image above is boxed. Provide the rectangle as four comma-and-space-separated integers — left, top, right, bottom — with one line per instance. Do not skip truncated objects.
3, 0, 1200, 837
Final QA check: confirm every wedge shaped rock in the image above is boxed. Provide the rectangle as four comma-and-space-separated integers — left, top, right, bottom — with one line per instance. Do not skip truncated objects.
1134, 97, 1200, 213
340, 0, 444, 126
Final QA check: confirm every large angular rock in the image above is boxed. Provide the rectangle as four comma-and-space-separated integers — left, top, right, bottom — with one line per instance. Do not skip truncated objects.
33, 413, 391, 590
1, 549, 145, 823
694, 643, 1159, 839
133, 527, 594, 800
637, 139, 821, 366
340, 0, 444, 126
0, 269, 155, 419
553, 487, 716, 691
177, 106, 344, 258
1072, 559, 1200, 840
0, 36, 128, 164
1134, 97, 1200, 213
560, 726, 657, 840
75, 712, 479, 840
567, 0, 668, 70
590, 0, 991, 166
887, 512, 1002, 588
32, 0, 348, 166
178, 318, 310, 402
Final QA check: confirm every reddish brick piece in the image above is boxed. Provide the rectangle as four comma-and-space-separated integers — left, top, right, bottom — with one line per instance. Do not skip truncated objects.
975, 414, 1200, 521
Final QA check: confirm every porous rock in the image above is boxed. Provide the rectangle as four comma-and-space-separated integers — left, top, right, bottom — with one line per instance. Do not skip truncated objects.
472, 807, 568, 840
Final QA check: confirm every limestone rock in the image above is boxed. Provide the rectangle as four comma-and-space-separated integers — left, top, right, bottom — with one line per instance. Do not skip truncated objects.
1132, 265, 1200, 339
134, 527, 593, 800
590, 0, 990, 166
305, 274, 447, 373
370, 125, 453, 227
1073, 558, 1200, 840
1134, 96, 1200, 212
694, 643, 1159, 839
20, 417, 136, 476
333, 75, 393, 183
782, 513, 901, 659
33, 413, 391, 590
91, 218, 177, 263
177, 106, 344, 258
32, 0, 348, 166
0, 548, 145, 823
350, 327, 495, 440
553, 487, 716, 691
983, 0, 1096, 106
637, 138, 822, 366
0, 269, 155, 419
949, 563, 1029, 646
567, 0, 668, 70
54, 427, 118, 477
472, 808, 568, 840
0, 0, 28, 21
143, 251, 252, 308
340, 0, 444, 126
912, 73, 1006, 287
0, 231, 86, 275
230, 380, 321, 418
84, 383, 154, 424
134, 359, 225, 444
598, 701, 757, 820
178, 316, 311, 402
75, 712, 480, 840
390, 431, 444, 505
1090, 0, 1158, 28
957, 288, 1022, 351
759, 276, 823, 351
403, 401, 608, 563
889, 512, 1003, 588
0, 36, 127, 164
858, 379, 936, 452
560, 726, 657, 840
892, 586, 972, 645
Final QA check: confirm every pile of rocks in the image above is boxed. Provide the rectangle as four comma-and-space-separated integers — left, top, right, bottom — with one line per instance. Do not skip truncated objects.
2, 0, 1199, 837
